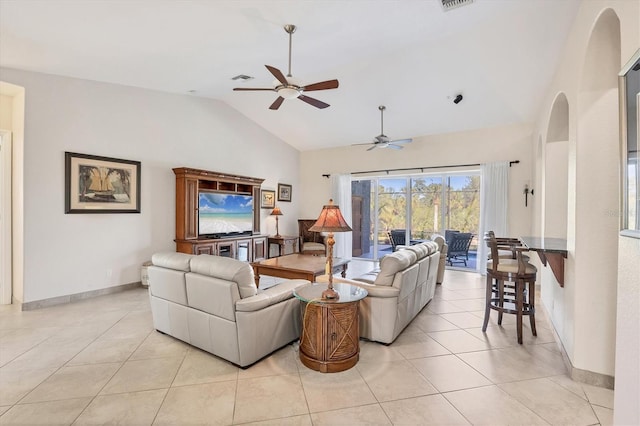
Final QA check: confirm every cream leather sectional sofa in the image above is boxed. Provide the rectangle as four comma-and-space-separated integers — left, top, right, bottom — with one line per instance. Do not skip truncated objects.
147, 252, 309, 367
332, 239, 445, 344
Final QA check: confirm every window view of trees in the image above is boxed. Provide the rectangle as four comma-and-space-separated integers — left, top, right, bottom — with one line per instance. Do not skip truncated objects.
359, 174, 480, 253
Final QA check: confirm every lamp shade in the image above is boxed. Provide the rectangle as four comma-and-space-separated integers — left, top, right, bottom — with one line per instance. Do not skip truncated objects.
309, 199, 352, 233
270, 206, 283, 216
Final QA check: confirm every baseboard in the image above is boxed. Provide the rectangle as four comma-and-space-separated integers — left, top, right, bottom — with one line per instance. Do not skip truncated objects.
540, 303, 615, 389
20, 282, 143, 311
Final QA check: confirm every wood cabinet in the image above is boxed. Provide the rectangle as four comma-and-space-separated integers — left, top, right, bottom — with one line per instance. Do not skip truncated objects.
173, 167, 266, 262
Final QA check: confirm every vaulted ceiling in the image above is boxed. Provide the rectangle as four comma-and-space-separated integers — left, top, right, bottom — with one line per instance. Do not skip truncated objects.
0, 0, 580, 151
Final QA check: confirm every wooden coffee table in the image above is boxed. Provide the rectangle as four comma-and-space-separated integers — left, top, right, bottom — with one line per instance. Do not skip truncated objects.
250, 254, 349, 287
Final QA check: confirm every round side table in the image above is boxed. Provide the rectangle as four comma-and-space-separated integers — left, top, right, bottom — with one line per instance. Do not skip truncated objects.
294, 283, 368, 373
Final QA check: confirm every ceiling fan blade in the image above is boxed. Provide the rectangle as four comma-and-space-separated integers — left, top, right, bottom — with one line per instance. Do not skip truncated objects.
352, 142, 375, 146
367, 145, 378, 151
269, 97, 285, 110
302, 79, 339, 92
233, 87, 275, 91
298, 95, 330, 109
388, 144, 403, 150
389, 138, 413, 144
265, 65, 288, 86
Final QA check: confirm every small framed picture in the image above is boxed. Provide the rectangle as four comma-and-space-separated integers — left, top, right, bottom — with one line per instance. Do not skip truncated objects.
261, 189, 276, 209
278, 183, 292, 202
65, 152, 141, 213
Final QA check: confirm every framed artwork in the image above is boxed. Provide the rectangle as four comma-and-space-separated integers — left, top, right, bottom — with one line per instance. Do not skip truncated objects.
261, 189, 276, 209
65, 152, 141, 213
278, 183, 292, 202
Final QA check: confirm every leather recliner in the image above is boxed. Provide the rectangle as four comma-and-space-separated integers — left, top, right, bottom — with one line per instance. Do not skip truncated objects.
147, 252, 309, 367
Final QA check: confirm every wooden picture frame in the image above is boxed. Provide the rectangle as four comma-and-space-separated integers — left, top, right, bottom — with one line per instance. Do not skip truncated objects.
65, 152, 141, 213
278, 183, 292, 202
261, 189, 276, 209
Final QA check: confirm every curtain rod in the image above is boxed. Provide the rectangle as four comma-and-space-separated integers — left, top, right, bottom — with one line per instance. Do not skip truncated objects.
321, 160, 519, 178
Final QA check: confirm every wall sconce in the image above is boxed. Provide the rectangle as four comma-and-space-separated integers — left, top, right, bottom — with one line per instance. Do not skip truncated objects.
524, 184, 534, 207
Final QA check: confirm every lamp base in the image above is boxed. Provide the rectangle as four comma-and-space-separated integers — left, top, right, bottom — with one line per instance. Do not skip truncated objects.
322, 287, 340, 300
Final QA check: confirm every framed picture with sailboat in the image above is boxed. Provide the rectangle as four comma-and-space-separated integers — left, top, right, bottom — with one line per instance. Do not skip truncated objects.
65, 152, 141, 213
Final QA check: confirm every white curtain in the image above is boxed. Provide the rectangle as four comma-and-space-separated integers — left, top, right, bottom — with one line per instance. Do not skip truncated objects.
478, 161, 509, 273
331, 174, 352, 259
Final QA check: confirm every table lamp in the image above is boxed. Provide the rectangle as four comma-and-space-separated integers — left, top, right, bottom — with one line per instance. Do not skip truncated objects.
270, 206, 283, 237
309, 199, 352, 300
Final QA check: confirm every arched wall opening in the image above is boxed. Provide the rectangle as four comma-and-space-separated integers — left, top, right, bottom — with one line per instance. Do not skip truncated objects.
545, 93, 570, 240
574, 8, 621, 377
541, 93, 570, 338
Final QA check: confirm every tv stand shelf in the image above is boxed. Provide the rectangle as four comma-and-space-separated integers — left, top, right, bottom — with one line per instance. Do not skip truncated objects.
173, 167, 266, 262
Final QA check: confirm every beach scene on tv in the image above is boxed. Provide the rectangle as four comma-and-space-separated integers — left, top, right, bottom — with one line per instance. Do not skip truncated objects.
198, 193, 253, 235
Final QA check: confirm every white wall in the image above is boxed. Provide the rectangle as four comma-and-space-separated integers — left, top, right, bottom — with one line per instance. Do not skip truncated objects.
530, 0, 639, 419
300, 122, 535, 236
0, 68, 301, 304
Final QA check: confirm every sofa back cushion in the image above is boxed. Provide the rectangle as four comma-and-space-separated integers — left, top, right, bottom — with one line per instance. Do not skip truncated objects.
152, 252, 193, 272
190, 255, 257, 298
185, 273, 241, 321
374, 250, 417, 286
149, 252, 194, 305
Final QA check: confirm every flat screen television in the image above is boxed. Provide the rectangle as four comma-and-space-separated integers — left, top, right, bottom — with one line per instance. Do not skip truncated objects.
198, 191, 253, 237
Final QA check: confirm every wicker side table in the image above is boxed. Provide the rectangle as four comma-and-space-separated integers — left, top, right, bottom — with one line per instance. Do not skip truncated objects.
294, 283, 367, 373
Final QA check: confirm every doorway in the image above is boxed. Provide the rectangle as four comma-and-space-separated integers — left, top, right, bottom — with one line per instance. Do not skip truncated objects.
351, 171, 480, 267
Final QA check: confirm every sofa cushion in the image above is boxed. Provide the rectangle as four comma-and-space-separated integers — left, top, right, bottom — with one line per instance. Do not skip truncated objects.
401, 244, 428, 260
374, 250, 417, 286
190, 255, 257, 298
236, 279, 308, 312
152, 252, 193, 272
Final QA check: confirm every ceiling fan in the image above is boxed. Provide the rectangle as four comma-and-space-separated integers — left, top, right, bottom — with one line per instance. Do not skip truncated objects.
233, 24, 339, 110
353, 106, 413, 151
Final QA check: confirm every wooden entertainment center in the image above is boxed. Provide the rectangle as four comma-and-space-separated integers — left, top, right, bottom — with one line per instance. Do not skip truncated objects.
173, 167, 268, 262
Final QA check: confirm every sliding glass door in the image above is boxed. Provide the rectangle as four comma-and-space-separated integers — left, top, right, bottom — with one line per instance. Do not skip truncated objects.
352, 172, 480, 263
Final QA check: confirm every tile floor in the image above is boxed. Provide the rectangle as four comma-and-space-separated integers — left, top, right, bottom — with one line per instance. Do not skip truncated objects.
0, 265, 614, 425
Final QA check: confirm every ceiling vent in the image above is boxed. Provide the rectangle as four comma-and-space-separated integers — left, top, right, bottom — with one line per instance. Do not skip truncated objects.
231, 74, 254, 81
441, 0, 473, 11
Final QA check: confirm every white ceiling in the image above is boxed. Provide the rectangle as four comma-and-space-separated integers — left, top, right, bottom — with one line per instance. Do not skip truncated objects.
0, 0, 580, 151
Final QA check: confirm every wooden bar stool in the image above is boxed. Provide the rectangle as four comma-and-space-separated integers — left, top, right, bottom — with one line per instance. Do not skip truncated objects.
483, 233, 537, 344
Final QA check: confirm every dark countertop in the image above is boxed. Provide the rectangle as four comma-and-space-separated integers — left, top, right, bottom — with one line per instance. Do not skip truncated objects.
520, 236, 568, 254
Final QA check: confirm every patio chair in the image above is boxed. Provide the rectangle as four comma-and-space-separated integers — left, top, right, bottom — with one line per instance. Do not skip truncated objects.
389, 229, 407, 251
446, 232, 474, 266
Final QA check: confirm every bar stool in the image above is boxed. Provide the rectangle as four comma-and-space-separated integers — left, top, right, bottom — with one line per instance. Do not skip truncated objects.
482, 233, 537, 344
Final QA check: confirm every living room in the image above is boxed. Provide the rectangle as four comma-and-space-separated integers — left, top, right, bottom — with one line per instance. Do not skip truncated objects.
0, 0, 638, 424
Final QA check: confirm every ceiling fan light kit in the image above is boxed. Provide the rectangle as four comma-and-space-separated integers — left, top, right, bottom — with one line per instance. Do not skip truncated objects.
352, 105, 413, 151
233, 24, 339, 110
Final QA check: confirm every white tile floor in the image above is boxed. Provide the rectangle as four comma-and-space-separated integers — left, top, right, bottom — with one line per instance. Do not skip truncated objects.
0, 264, 613, 425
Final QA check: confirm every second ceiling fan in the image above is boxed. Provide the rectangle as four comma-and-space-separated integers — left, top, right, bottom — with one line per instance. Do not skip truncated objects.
233, 24, 339, 110
353, 106, 413, 151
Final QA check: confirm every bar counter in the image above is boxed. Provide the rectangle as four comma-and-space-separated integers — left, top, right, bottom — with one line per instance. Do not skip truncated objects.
520, 237, 568, 287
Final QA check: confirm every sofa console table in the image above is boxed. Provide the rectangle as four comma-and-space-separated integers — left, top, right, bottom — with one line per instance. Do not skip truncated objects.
520, 236, 568, 287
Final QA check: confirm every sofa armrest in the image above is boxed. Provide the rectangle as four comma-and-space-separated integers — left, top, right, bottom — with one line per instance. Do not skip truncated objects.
235, 279, 309, 312
317, 275, 400, 298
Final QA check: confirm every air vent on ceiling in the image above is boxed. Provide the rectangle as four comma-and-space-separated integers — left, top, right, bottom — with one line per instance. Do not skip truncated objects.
231, 74, 254, 81
441, 0, 473, 11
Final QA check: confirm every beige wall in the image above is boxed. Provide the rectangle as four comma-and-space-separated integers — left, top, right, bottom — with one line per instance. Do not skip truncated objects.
300, 122, 535, 236
0, 95, 12, 128
0, 68, 301, 304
